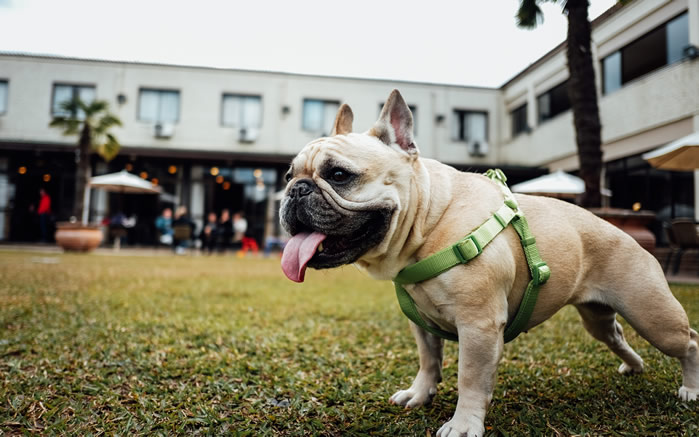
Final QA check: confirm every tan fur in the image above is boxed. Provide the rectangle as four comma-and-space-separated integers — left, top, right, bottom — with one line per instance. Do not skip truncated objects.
285, 90, 698, 437
330, 104, 354, 136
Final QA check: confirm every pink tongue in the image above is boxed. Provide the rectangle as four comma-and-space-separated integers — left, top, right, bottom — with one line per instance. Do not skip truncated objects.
281, 232, 327, 282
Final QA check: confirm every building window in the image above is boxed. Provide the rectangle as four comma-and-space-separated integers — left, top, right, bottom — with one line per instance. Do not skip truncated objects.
52, 84, 96, 118
510, 103, 528, 137
0, 80, 7, 115
221, 94, 262, 129
537, 80, 570, 123
452, 110, 488, 143
602, 12, 689, 95
378, 103, 418, 134
302, 99, 339, 135
138, 89, 180, 123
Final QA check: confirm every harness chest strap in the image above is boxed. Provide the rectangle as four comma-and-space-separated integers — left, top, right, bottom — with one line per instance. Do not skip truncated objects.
392, 169, 551, 344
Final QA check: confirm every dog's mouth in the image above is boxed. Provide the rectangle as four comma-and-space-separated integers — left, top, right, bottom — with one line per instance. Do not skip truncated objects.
281, 211, 389, 282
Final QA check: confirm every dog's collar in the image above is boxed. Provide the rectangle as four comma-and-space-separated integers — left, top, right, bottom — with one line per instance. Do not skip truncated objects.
393, 169, 550, 343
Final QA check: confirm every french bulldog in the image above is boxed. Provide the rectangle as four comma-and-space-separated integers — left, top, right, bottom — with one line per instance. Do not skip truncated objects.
279, 89, 698, 436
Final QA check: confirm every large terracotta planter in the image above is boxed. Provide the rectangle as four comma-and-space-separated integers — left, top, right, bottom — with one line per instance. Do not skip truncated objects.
55, 222, 104, 252
588, 208, 656, 252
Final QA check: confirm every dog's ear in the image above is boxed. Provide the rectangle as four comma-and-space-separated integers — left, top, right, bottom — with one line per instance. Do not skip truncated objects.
369, 89, 418, 156
330, 104, 354, 136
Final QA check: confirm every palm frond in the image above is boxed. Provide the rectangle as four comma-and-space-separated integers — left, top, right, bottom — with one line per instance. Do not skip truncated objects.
516, 0, 545, 28
85, 100, 108, 116
96, 134, 121, 162
94, 114, 123, 135
49, 116, 81, 135
50, 97, 122, 162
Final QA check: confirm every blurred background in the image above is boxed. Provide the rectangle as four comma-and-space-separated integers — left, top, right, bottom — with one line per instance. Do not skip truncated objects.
0, 0, 697, 251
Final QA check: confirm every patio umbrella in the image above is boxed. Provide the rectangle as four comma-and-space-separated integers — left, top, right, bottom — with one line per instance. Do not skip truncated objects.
89, 170, 161, 193
511, 170, 611, 198
642, 132, 699, 171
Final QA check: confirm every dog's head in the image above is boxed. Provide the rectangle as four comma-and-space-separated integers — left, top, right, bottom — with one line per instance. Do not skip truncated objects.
280, 89, 419, 282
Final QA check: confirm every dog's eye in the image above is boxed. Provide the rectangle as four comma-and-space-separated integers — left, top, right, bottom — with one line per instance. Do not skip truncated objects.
285, 172, 292, 183
330, 168, 351, 183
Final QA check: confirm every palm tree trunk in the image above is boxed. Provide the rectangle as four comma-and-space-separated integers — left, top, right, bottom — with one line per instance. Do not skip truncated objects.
565, 0, 603, 208
74, 125, 91, 221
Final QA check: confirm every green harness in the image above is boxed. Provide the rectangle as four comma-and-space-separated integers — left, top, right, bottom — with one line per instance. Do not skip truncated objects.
393, 169, 551, 344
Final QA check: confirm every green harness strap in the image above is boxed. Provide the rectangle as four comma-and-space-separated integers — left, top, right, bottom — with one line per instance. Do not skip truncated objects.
393, 169, 551, 343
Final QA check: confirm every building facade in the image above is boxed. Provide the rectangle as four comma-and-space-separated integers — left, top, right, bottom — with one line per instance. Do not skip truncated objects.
0, 0, 697, 246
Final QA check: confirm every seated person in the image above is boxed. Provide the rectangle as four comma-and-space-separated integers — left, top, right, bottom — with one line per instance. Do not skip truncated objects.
155, 207, 174, 245
199, 212, 218, 254
172, 206, 196, 254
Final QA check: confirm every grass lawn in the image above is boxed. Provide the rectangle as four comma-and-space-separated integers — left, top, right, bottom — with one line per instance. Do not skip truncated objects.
1, 251, 697, 436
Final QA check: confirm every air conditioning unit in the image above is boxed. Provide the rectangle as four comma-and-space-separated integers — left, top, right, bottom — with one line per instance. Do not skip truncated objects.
239, 127, 259, 143
468, 140, 489, 157
154, 123, 175, 139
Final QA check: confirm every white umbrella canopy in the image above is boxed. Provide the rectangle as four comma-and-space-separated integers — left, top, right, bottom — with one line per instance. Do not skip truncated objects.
642, 132, 699, 171
89, 170, 161, 194
511, 170, 611, 198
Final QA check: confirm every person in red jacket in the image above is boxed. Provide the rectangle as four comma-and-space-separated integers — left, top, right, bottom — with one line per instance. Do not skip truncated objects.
37, 188, 52, 242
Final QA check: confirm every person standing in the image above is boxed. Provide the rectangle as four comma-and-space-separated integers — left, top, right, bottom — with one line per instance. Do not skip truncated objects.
37, 188, 52, 242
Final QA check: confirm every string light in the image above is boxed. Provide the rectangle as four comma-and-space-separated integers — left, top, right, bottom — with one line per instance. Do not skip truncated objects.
18, 166, 27, 175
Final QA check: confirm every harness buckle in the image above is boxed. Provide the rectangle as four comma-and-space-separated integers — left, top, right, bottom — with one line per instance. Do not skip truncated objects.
532, 262, 551, 284
453, 234, 481, 263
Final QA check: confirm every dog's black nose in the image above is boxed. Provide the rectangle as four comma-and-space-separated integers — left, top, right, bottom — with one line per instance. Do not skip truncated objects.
289, 179, 315, 198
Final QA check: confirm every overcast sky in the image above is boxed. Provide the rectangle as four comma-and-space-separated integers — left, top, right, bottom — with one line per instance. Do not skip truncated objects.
0, 0, 617, 88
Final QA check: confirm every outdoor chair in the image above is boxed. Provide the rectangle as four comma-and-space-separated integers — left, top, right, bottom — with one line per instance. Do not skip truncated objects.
666, 218, 699, 275
172, 224, 193, 254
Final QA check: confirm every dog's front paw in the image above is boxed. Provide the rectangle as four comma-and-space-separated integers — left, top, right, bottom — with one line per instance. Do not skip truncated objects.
389, 385, 436, 409
678, 385, 698, 401
436, 416, 485, 437
618, 361, 644, 375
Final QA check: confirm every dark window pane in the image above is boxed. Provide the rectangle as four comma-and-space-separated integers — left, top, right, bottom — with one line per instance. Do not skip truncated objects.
622, 25, 666, 84
510, 103, 528, 137
537, 80, 570, 123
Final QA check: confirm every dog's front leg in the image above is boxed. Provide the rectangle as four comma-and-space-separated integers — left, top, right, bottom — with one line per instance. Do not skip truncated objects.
437, 324, 503, 437
390, 321, 444, 408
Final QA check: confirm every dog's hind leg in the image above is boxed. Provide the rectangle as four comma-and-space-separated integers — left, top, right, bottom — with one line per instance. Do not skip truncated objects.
389, 321, 444, 408
575, 302, 644, 374
604, 277, 698, 401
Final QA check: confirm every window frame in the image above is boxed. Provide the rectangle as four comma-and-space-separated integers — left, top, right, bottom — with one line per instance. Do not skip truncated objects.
601, 12, 689, 95
536, 80, 571, 124
50, 83, 96, 118
137, 88, 181, 124
451, 109, 489, 143
220, 93, 263, 128
510, 103, 529, 138
301, 98, 340, 135
0, 80, 8, 115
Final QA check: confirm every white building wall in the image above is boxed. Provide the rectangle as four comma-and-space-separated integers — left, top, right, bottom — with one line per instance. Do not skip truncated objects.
0, 54, 501, 166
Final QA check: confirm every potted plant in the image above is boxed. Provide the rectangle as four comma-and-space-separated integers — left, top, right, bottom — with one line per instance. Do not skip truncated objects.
50, 97, 122, 251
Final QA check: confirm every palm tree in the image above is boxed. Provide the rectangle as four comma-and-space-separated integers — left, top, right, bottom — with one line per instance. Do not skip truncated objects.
50, 98, 122, 224
516, 0, 615, 207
